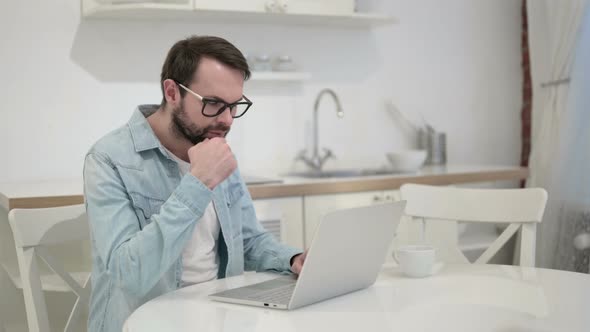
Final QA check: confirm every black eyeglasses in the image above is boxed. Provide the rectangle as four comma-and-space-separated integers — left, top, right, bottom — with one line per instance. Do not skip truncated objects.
177, 82, 253, 118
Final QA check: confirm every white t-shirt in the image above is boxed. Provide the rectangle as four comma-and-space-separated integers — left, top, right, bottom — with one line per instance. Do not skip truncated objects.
166, 149, 221, 286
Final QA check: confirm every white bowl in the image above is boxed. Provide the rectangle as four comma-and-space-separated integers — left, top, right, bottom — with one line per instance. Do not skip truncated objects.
386, 149, 427, 172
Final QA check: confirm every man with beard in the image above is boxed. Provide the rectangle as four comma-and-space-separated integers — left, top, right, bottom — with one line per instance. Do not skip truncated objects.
83, 36, 306, 332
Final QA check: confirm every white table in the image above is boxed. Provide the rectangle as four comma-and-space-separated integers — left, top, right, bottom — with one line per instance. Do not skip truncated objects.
124, 263, 590, 332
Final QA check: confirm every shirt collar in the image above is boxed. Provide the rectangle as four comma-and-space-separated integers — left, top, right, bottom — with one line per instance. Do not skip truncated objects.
128, 104, 167, 153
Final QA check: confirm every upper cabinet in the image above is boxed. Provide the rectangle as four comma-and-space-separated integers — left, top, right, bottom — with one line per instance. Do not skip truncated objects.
271, 0, 354, 16
194, 0, 271, 13
82, 0, 397, 28
197, 0, 352, 15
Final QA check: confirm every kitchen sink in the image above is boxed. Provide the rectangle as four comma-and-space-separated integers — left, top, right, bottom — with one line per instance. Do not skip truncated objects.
286, 168, 401, 178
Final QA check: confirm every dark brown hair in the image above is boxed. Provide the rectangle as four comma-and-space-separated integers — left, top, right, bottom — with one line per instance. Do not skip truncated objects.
160, 35, 250, 106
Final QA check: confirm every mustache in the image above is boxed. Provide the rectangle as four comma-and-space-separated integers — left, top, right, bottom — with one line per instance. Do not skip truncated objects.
206, 124, 231, 133
170, 104, 231, 144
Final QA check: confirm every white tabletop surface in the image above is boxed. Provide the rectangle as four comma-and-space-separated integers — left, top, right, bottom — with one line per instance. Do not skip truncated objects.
124, 263, 590, 332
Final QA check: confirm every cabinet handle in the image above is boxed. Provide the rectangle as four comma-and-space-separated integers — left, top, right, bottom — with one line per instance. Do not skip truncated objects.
265, 0, 276, 12
373, 195, 383, 202
277, 0, 288, 13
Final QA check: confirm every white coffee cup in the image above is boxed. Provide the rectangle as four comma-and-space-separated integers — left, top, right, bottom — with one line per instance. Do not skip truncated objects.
393, 245, 436, 278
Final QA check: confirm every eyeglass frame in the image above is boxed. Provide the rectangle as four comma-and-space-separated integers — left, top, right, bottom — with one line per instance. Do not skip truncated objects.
175, 81, 253, 118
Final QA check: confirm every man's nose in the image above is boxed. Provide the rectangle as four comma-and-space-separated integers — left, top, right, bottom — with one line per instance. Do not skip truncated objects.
217, 107, 234, 127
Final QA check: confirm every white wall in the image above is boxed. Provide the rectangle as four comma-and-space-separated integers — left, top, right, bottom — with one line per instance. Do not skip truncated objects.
0, 0, 522, 182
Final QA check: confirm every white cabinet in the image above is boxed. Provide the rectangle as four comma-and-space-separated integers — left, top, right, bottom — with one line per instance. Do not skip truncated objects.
82, 0, 396, 27
252, 197, 304, 248
252, 189, 508, 265
194, 0, 354, 15
253, 191, 401, 251
249, 71, 311, 83
195, 0, 270, 13
303, 190, 399, 247
381, 189, 401, 204
282, 0, 354, 15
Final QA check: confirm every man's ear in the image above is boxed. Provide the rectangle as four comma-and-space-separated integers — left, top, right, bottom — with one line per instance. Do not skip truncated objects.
162, 79, 180, 104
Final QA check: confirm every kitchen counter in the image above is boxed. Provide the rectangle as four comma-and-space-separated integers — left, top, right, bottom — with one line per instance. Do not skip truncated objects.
252, 165, 528, 199
0, 165, 527, 210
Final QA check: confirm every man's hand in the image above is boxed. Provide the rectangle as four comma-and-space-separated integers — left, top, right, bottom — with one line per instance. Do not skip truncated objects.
188, 138, 237, 189
290, 250, 308, 275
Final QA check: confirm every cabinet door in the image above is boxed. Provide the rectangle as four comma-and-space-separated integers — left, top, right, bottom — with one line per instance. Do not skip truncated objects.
194, 0, 354, 15
303, 190, 383, 247
252, 197, 304, 248
195, 0, 270, 12
285, 0, 354, 15
382, 190, 401, 203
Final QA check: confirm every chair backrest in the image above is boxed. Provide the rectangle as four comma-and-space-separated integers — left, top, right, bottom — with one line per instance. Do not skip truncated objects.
399, 184, 548, 267
8, 204, 90, 332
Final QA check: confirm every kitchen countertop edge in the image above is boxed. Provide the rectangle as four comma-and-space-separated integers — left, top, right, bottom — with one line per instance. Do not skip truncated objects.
1, 166, 529, 210
248, 166, 529, 199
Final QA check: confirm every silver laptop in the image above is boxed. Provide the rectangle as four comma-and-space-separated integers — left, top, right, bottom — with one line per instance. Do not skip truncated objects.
209, 201, 406, 310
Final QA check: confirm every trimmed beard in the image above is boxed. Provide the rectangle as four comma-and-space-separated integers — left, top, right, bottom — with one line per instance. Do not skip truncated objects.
171, 102, 230, 145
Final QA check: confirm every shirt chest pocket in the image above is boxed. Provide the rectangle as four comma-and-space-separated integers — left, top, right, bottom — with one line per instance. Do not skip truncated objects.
224, 182, 246, 241
226, 182, 245, 209
129, 192, 165, 229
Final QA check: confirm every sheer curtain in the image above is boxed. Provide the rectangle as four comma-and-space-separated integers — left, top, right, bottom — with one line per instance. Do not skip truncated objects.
551, 5, 590, 272
526, 0, 590, 270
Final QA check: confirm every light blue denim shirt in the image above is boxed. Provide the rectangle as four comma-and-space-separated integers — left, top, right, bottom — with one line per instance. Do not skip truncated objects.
83, 105, 301, 332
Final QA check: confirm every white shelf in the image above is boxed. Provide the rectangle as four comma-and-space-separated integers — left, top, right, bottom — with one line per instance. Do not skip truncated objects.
249, 71, 311, 82
82, 2, 397, 28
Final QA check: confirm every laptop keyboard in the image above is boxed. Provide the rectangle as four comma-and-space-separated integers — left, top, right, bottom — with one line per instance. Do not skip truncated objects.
212, 277, 296, 305
242, 283, 295, 304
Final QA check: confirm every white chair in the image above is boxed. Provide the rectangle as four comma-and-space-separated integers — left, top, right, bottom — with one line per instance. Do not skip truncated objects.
8, 205, 91, 332
399, 184, 548, 267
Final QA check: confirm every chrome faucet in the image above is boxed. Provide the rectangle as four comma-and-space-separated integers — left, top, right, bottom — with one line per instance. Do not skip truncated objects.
297, 88, 344, 172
